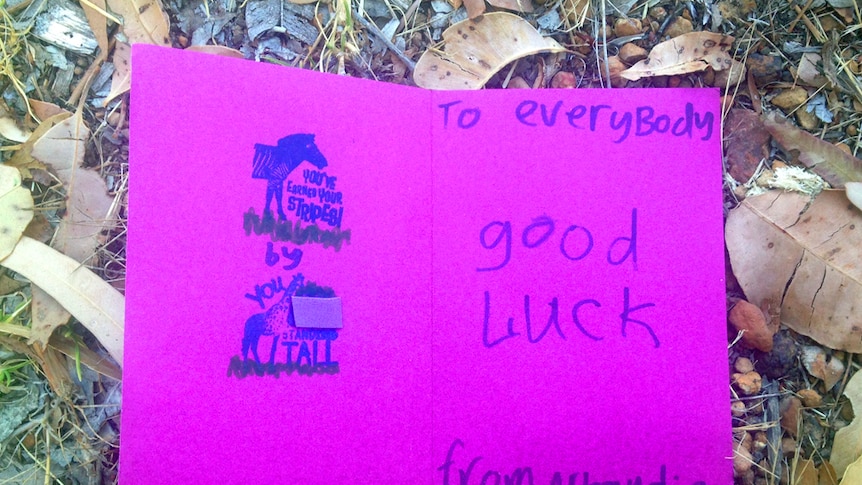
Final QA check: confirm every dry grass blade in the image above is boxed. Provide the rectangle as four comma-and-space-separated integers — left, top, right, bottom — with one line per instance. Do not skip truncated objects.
0, 237, 124, 366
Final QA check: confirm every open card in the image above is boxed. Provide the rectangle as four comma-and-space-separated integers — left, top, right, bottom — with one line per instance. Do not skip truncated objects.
124, 45, 730, 484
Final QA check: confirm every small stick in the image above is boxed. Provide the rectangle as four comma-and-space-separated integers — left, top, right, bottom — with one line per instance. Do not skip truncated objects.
355, 14, 417, 72
787, 0, 815, 34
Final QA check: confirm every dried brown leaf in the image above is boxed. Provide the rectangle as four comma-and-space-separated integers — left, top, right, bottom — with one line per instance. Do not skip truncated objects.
842, 456, 862, 484
185, 45, 245, 58
463, 0, 486, 18
848, 183, 862, 211
29, 99, 70, 121
49, 332, 122, 381
487, 0, 533, 13
620, 32, 735, 81
763, 112, 862, 187
414, 13, 565, 90
106, 0, 170, 45
800, 345, 844, 390
726, 190, 862, 352
30, 285, 71, 348
0, 166, 34, 260
30, 111, 113, 263
80, 0, 109, 54
0, 237, 124, 366
833, 370, 862, 479
6, 112, 72, 177
0, 99, 31, 143
104, 41, 131, 105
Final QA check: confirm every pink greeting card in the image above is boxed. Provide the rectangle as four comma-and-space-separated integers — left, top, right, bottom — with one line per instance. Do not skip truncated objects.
125, 45, 730, 484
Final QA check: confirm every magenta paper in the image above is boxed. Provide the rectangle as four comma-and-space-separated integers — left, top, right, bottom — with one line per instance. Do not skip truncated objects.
125, 45, 730, 484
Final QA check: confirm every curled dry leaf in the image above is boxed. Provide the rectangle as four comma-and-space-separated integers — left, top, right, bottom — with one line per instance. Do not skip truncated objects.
487, 0, 533, 13
842, 455, 862, 485
6, 112, 72, 177
620, 32, 735, 81
848, 182, 862, 211
832, 370, 862, 479
29, 99, 70, 121
30, 285, 71, 347
463, 0, 486, 19
185, 45, 245, 58
726, 190, 862, 352
800, 345, 844, 390
80, 0, 110, 54
413, 13, 566, 90
104, 41, 131, 105
106, 0, 170, 45
0, 165, 34, 260
0, 237, 124, 366
0, 99, 32, 143
763, 112, 862, 187
30, 111, 113, 264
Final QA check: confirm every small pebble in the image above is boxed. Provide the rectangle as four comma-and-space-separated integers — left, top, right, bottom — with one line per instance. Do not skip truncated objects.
733, 371, 763, 395
664, 17, 693, 38
731, 400, 746, 417
771, 87, 808, 111
780, 396, 802, 437
753, 431, 768, 452
729, 300, 774, 352
798, 389, 822, 407
747, 54, 783, 83
735, 357, 755, 373
618, 43, 647, 65
781, 436, 797, 455
550, 71, 576, 88
796, 109, 819, 130
733, 444, 754, 476
613, 18, 642, 37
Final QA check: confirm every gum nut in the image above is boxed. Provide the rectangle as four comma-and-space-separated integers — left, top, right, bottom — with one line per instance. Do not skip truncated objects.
735, 357, 755, 373
733, 371, 763, 395
729, 300, 774, 352
797, 389, 822, 407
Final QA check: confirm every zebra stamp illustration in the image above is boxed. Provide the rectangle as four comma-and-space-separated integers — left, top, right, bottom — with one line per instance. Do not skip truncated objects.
253, 133, 328, 221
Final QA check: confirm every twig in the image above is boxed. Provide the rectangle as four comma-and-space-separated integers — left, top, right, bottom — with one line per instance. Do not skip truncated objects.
355, 14, 417, 72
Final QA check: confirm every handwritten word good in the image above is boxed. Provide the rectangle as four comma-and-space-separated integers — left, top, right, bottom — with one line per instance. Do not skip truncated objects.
303, 169, 337, 190
483, 287, 659, 349
287, 197, 344, 227
243, 208, 352, 251
477, 211, 637, 272
439, 439, 706, 485
265, 242, 303, 270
